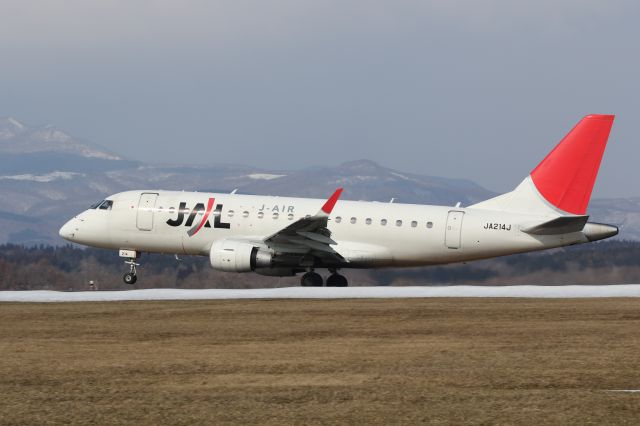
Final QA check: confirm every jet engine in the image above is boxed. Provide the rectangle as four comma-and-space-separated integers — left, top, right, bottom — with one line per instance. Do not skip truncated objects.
209, 239, 273, 272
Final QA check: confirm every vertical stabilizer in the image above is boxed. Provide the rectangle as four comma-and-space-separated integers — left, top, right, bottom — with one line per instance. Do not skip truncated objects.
471, 115, 614, 216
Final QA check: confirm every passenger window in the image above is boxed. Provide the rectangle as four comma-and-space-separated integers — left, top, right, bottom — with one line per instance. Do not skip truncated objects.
380, 219, 387, 226
427, 221, 433, 229
288, 213, 294, 220
411, 221, 417, 228
396, 220, 402, 227
350, 217, 357, 224
335, 216, 342, 223
258, 212, 264, 219
365, 218, 372, 225
243, 211, 249, 218
228, 210, 234, 217
272, 212, 279, 219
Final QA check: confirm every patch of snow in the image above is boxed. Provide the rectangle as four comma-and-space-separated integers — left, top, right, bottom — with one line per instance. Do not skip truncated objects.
33, 128, 72, 143
7, 117, 24, 130
247, 173, 286, 180
390, 172, 410, 180
41, 190, 69, 201
148, 173, 178, 182
74, 147, 121, 160
0, 171, 84, 183
88, 182, 115, 194
0, 117, 26, 139
333, 176, 378, 184
3, 285, 640, 303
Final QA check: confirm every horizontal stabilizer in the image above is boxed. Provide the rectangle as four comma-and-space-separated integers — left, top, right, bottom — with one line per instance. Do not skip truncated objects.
521, 215, 589, 235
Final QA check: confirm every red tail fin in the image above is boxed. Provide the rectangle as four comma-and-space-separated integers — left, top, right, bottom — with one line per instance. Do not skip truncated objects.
530, 114, 614, 215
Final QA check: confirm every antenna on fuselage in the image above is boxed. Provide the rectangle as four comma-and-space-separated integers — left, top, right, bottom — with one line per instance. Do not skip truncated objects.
390, 198, 395, 203
231, 189, 238, 194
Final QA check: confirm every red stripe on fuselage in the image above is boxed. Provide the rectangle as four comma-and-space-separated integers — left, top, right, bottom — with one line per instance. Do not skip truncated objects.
190, 197, 215, 236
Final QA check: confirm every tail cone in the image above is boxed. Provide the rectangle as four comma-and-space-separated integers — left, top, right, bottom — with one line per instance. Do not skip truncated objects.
583, 222, 619, 242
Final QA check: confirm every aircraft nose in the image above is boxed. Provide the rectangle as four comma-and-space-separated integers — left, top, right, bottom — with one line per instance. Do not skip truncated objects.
59, 218, 78, 241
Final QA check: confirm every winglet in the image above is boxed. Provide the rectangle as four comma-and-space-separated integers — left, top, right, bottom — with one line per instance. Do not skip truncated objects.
320, 188, 343, 214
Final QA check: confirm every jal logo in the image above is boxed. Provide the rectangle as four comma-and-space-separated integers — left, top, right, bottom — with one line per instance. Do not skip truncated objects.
166, 198, 230, 236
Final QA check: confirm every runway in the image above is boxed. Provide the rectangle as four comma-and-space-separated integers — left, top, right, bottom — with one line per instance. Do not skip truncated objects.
3, 284, 640, 302
2, 297, 640, 424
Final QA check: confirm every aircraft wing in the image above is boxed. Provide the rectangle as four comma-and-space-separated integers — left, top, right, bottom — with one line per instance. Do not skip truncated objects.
263, 188, 345, 262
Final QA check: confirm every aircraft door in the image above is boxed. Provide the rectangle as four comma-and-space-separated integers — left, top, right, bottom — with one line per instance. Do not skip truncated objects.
137, 193, 159, 231
445, 210, 465, 249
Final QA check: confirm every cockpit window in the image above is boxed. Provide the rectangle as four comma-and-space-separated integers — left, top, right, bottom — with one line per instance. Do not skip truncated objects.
90, 200, 113, 210
99, 200, 113, 210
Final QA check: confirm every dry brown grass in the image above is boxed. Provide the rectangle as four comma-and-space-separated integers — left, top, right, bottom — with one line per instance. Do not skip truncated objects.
2, 298, 640, 425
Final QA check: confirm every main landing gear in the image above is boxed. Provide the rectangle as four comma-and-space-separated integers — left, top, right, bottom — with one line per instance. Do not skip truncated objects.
120, 249, 140, 285
300, 269, 348, 287
326, 273, 348, 287
301, 271, 323, 287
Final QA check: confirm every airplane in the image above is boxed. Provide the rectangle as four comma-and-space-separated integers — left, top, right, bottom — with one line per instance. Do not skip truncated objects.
59, 114, 619, 287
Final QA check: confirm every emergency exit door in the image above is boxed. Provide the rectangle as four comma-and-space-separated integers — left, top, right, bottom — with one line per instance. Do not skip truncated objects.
137, 193, 158, 231
445, 210, 465, 249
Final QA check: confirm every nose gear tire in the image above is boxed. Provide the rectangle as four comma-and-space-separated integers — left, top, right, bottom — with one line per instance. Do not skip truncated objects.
123, 273, 137, 285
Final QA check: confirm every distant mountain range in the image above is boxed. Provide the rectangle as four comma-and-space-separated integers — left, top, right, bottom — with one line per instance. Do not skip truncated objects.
0, 117, 637, 245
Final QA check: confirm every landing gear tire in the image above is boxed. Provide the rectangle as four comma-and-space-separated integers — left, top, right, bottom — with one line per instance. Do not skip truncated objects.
326, 273, 348, 287
123, 272, 137, 285
122, 254, 140, 285
301, 272, 323, 287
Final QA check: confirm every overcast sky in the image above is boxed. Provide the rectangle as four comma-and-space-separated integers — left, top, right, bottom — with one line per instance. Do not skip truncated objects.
0, 0, 638, 197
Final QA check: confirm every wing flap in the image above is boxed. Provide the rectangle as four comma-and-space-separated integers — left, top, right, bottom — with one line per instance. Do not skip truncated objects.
283, 237, 337, 253
296, 231, 337, 245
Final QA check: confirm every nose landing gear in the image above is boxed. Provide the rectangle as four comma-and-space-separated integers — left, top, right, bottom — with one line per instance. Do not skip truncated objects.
123, 259, 138, 285
120, 249, 140, 285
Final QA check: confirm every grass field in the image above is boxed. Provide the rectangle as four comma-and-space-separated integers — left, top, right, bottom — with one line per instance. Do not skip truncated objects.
2, 298, 640, 425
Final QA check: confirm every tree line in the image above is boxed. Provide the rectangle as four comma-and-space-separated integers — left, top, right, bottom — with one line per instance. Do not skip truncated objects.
0, 240, 638, 291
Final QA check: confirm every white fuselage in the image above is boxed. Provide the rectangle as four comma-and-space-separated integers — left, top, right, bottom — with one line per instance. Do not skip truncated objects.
58, 114, 620, 284
60, 189, 599, 269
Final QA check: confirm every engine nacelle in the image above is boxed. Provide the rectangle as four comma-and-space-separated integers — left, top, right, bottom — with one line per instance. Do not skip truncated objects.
209, 239, 273, 272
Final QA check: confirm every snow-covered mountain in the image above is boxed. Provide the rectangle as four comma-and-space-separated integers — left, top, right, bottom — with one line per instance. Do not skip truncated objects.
589, 198, 640, 241
0, 158, 495, 245
0, 117, 122, 160
0, 118, 637, 245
